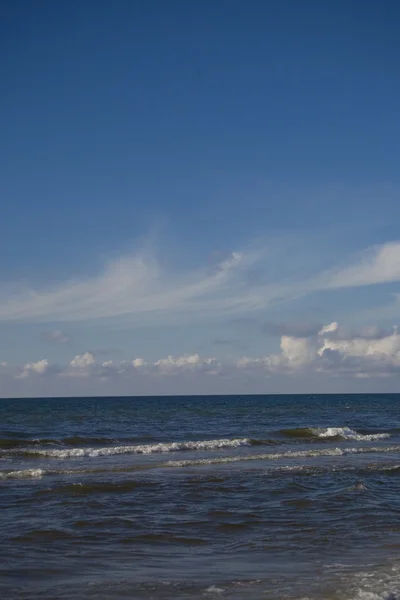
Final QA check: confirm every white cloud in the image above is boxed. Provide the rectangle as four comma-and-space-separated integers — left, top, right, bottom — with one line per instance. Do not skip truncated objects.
70, 352, 96, 369
318, 326, 400, 360
132, 358, 147, 368
154, 353, 201, 370
6, 322, 400, 380
236, 356, 269, 369
237, 336, 317, 373
4, 322, 400, 379
1, 239, 400, 326
5, 320, 400, 394
279, 335, 317, 367
319, 322, 338, 335
234, 321, 400, 379
327, 242, 400, 289
17, 359, 49, 379
0, 249, 266, 324
262, 321, 400, 378
153, 353, 220, 375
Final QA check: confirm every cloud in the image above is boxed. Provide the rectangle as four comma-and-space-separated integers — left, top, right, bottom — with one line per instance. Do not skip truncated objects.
327, 242, 400, 289
153, 354, 220, 375
5, 320, 400, 395
280, 336, 317, 367
132, 358, 147, 368
0, 249, 267, 324
319, 322, 392, 341
70, 352, 96, 369
17, 359, 49, 379
319, 322, 338, 335
318, 327, 400, 360
41, 329, 70, 344
238, 321, 400, 379
7, 321, 400, 383
276, 322, 400, 378
1, 239, 400, 326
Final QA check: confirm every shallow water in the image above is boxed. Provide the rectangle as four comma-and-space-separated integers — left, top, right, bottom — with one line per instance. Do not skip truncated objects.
1, 394, 400, 599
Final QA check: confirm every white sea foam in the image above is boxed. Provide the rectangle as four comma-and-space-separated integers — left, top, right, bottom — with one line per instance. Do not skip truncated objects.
313, 427, 390, 441
205, 585, 225, 594
0, 468, 44, 479
166, 445, 400, 468
342, 561, 400, 600
22, 438, 252, 459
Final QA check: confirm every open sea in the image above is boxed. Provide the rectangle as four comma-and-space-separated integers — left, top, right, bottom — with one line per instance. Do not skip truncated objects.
1, 394, 400, 600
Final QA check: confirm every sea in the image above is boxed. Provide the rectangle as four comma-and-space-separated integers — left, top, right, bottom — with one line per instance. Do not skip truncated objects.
1, 394, 400, 600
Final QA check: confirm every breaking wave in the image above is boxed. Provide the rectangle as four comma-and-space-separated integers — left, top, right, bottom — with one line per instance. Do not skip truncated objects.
0, 468, 45, 479
14, 437, 253, 459
0, 427, 390, 458
166, 445, 400, 468
280, 426, 390, 441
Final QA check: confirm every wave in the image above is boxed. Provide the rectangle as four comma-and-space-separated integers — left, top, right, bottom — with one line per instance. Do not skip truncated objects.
0, 464, 149, 480
0, 435, 155, 450
13, 437, 253, 459
3, 453, 400, 481
0, 426, 389, 455
1, 428, 392, 460
166, 445, 400, 468
0, 468, 45, 479
280, 426, 390, 441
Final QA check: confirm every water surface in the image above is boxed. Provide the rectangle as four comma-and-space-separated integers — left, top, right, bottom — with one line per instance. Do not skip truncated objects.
1, 394, 400, 599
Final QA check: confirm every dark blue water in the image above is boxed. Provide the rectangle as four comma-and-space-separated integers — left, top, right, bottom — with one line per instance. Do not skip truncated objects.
1, 394, 400, 600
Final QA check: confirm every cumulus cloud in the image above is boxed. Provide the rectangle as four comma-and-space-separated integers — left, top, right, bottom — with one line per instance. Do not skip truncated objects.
238, 321, 400, 379
132, 358, 147, 368
10, 323, 400, 377
0, 239, 400, 326
153, 354, 220, 375
17, 359, 49, 379
70, 352, 96, 369
236, 356, 269, 369
318, 327, 400, 359
270, 322, 400, 378
4, 321, 400, 393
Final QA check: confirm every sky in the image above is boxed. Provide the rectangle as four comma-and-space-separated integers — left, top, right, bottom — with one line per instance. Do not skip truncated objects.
1, 0, 400, 397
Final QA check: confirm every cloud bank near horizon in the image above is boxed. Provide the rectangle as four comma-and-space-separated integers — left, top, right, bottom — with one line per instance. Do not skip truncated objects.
3, 321, 400, 397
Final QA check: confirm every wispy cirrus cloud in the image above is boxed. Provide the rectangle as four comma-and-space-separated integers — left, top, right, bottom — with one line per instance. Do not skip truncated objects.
0, 245, 305, 324
326, 241, 400, 289
1, 240, 400, 326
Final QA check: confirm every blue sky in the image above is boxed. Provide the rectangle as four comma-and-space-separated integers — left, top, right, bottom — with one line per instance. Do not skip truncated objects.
1, 0, 400, 396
